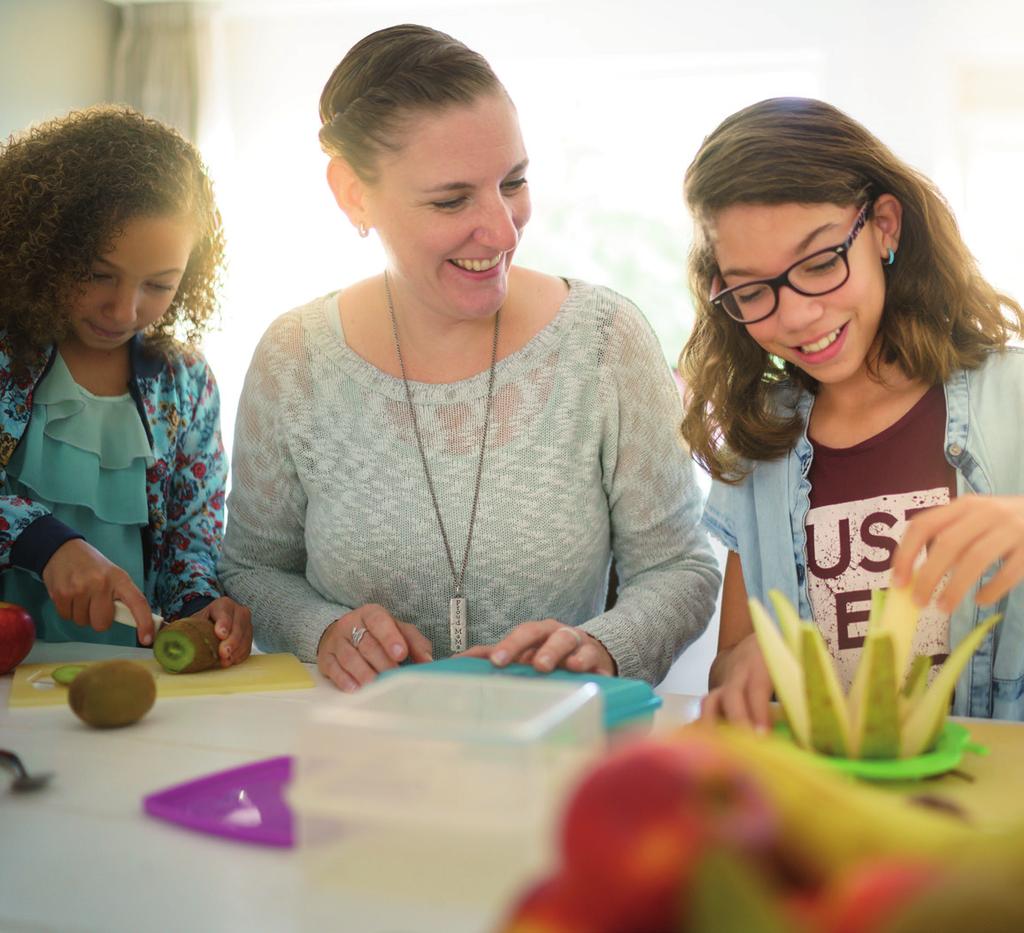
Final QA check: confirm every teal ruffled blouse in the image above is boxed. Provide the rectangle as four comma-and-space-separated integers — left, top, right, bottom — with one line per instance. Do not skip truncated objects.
2, 354, 153, 644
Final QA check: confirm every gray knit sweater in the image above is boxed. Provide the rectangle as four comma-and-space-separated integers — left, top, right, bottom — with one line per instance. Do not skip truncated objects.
220, 279, 720, 684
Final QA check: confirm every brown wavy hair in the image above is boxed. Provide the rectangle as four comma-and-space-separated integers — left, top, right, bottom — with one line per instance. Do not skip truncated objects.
318, 23, 505, 182
679, 97, 1024, 483
0, 105, 225, 365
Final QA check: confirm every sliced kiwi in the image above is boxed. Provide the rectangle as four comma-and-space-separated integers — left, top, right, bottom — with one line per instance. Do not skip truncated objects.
52, 664, 86, 686
68, 660, 156, 728
153, 617, 220, 674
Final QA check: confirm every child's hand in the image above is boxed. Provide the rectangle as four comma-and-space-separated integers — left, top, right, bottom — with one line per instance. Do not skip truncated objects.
42, 539, 156, 644
700, 633, 774, 732
891, 495, 1024, 612
191, 597, 253, 668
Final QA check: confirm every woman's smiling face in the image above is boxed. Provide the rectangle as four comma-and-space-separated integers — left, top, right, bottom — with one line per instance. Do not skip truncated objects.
711, 199, 898, 392
360, 91, 531, 325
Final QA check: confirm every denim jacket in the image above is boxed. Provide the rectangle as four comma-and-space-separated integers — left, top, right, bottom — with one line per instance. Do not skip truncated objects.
703, 349, 1024, 721
0, 332, 226, 621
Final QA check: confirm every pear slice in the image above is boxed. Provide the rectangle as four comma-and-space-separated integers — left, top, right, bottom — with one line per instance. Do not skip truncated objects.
749, 598, 810, 748
901, 614, 1002, 758
899, 653, 934, 726
801, 623, 851, 757
902, 654, 932, 701
875, 584, 921, 685
868, 588, 888, 635
768, 589, 802, 657
852, 631, 901, 759
845, 587, 892, 743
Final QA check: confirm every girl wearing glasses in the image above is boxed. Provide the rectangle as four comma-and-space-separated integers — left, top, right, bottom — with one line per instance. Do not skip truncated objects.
679, 97, 1024, 726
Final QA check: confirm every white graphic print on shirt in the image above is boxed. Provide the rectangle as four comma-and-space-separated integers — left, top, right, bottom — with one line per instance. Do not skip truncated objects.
805, 486, 951, 691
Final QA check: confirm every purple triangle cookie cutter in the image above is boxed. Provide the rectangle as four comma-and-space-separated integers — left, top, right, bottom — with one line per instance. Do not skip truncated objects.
143, 756, 294, 848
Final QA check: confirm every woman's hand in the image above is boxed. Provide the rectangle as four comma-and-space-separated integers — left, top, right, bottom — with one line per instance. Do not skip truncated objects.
891, 495, 1024, 612
317, 603, 434, 692
189, 597, 253, 668
461, 619, 617, 676
700, 632, 774, 732
42, 539, 156, 644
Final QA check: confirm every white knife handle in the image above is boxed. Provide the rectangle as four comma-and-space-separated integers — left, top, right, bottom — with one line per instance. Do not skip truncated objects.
112, 599, 165, 631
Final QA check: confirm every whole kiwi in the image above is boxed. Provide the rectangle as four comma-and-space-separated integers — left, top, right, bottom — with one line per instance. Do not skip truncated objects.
68, 660, 156, 728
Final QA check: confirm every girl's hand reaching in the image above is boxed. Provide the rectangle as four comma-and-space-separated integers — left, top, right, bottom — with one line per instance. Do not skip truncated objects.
891, 495, 1024, 612
700, 632, 774, 732
42, 538, 156, 644
189, 596, 253, 668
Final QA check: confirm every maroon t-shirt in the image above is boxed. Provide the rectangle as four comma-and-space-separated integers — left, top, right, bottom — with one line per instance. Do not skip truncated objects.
804, 385, 955, 689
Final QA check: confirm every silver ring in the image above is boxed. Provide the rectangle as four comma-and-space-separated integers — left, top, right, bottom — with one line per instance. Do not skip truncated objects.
350, 625, 367, 648
560, 626, 584, 650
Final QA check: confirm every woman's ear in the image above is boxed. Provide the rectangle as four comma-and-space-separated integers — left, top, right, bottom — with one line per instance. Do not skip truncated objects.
872, 193, 903, 256
326, 157, 370, 234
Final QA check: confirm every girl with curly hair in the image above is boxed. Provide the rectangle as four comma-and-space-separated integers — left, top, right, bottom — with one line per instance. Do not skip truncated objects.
0, 105, 251, 662
679, 97, 1024, 726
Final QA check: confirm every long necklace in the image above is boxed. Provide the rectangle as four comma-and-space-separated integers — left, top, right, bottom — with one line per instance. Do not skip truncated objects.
385, 271, 500, 653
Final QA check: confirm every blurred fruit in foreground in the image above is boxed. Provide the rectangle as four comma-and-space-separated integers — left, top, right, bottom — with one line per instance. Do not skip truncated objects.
500, 735, 779, 933
497, 725, 1024, 933
699, 723, 1003, 885
819, 857, 939, 933
878, 858, 1024, 933
498, 876, 605, 933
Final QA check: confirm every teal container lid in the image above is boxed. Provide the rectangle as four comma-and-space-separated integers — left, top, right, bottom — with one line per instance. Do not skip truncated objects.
381, 657, 662, 731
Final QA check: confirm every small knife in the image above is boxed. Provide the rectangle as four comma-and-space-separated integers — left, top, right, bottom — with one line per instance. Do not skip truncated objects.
112, 600, 165, 632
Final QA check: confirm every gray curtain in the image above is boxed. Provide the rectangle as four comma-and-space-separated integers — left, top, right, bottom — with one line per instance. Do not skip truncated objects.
112, 2, 202, 140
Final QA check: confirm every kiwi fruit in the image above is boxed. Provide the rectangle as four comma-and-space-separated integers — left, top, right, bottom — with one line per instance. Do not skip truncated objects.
153, 616, 220, 674
52, 664, 86, 686
68, 660, 156, 728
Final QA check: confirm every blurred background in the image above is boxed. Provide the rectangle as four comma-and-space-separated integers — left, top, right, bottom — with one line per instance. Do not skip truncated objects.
2, 0, 1023, 690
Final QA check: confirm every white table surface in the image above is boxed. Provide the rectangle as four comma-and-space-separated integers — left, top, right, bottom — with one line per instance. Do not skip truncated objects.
0, 643, 701, 933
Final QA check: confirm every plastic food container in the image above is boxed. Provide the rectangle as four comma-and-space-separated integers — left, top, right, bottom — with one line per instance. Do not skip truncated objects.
379, 657, 663, 731
288, 672, 604, 840
287, 673, 608, 908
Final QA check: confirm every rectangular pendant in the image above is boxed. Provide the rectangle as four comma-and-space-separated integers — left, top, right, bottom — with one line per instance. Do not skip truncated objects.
449, 596, 468, 653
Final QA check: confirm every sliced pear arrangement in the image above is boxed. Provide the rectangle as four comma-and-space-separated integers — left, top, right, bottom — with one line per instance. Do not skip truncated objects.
750, 586, 1001, 759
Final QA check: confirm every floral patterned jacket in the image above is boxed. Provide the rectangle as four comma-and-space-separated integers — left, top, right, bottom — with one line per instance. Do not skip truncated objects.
0, 332, 226, 620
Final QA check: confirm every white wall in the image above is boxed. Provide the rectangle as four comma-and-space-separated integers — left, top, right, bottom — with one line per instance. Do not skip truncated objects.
0, 0, 118, 139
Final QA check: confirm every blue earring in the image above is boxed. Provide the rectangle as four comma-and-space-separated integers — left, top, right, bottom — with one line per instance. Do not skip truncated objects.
885, 248, 896, 266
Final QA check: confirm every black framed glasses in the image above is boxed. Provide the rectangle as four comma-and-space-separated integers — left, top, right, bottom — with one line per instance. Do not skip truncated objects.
710, 203, 871, 324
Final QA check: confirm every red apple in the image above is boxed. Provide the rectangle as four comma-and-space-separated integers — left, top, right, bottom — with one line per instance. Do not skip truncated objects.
497, 874, 608, 933
823, 857, 939, 933
558, 735, 779, 932
0, 600, 35, 674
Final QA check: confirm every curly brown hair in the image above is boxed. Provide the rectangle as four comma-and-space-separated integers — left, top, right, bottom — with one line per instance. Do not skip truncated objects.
679, 97, 1024, 483
0, 105, 225, 364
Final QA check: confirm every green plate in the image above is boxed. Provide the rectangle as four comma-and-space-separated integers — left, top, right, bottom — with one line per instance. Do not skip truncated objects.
772, 720, 988, 781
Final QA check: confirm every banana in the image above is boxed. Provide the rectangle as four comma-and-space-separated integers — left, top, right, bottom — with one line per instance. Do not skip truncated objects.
671, 723, 1023, 884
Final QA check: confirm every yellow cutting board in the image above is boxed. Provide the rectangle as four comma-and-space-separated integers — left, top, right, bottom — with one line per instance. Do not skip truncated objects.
8, 653, 315, 708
